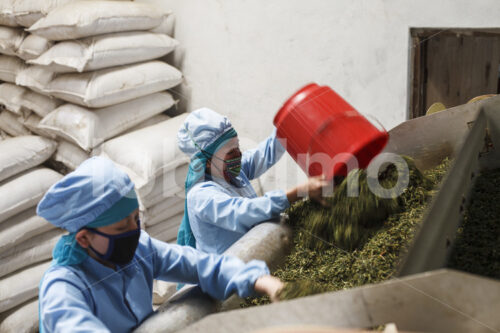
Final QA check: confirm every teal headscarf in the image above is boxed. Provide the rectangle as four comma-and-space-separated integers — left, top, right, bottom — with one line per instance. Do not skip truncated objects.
176, 127, 237, 248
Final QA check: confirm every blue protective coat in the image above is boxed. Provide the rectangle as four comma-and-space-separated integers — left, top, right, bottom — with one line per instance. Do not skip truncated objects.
39, 231, 269, 332
186, 130, 290, 254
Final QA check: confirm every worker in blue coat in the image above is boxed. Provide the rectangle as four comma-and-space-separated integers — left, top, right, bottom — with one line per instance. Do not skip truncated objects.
177, 108, 328, 254
37, 157, 283, 333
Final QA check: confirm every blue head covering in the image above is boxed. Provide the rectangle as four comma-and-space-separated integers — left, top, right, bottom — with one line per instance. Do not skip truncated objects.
176, 108, 237, 248
37, 156, 139, 266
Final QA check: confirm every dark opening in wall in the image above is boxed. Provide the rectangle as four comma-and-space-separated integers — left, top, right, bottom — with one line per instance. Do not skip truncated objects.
409, 28, 500, 118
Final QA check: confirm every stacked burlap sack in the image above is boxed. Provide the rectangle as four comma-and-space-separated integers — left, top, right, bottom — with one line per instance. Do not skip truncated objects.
98, 114, 192, 306
0, 0, 179, 171
99, 113, 190, 243
0, 1, 185, 330
0, 136, 63, 332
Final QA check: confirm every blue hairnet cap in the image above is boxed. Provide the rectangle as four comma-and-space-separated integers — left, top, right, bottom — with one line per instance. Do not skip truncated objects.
37, 156, 136, 233
177, 108, 234, 158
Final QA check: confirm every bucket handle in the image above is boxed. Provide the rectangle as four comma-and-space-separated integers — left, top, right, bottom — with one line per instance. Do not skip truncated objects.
362, 113, 387, 133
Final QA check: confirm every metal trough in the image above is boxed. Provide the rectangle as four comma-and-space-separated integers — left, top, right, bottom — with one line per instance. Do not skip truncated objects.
136, 96, 500, 333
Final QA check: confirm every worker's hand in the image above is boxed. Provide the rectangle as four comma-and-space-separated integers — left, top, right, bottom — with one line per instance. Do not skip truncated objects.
254, 275, 284, 302
287, 175, 330, 206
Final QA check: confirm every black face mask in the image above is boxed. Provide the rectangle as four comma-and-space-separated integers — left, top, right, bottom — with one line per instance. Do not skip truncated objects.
86, 220, 141, 265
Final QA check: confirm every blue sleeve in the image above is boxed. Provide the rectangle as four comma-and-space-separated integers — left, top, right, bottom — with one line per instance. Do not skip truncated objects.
148, 237, 269, 299
241, 128, 286, 180
39, 272, 110, 333
188, 185, 289, 233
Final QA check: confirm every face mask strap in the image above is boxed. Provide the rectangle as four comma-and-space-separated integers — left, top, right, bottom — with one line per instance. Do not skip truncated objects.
209, 146, 241, 165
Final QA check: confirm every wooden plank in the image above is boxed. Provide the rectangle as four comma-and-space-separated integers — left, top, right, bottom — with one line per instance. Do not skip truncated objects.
411, 28, 500, 38
425, 34, 500, 110
409, 35, 430, 118
409, 36, 422, 118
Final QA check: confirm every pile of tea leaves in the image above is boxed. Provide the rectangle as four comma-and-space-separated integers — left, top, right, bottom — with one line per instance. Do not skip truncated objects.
447, 168, 500, 279
243, 157, 450, 305
276, 280, 327, 300
289, 156, 431, 251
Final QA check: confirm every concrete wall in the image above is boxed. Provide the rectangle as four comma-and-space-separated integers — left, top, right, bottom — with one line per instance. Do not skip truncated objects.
142, 0, 500, 191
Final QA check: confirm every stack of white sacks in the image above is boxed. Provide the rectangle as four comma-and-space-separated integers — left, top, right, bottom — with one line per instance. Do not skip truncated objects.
99, 115, 191, 306
0, 1, 190, 330
99, 113, 189, 243
0, 0, 181, 167
0, 136, 63, 332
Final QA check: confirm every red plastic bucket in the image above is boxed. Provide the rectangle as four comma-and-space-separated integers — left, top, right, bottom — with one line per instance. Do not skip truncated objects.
274, 83, 389, 179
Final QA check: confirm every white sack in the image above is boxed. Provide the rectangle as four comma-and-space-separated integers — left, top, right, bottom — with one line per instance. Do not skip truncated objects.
46, 61, 182, 108
140, 171, 187, 209
125, 114, 170, 135
23, 90, 63, 118
0, 0, 129, 28
30, 31, 179, 73
0, 83, 63, 118
0, 0, 74, 27
0, 135, 56, 183
53, 140, 89, 171
140, 165, 188, 208
15, 65, 56, 94
0, 299, 38, 333
0, 55, 27, 83
146, 213, 183, 243
0, 261, 50, 313
99, 114, 189, 191
0, 230, 61, 278
141, 194, 184, 227
0, 208, 54, 254
0, 12, 17, 27
39, 92, 176, 150
151, 13, 175, 36
0, 168, 63, 224
0, 131, 11, 141
17, 34, 53, 61
0, 111, 31, 136
0, 227, 60, 259
28, 1, 171, 40
152, 280, 176, 305
0, 26, 26, 56
0, 83, 29, 117
19, 113, 57, 138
